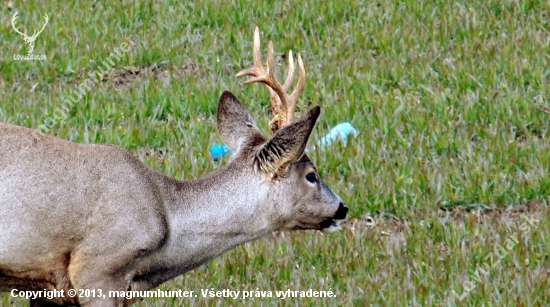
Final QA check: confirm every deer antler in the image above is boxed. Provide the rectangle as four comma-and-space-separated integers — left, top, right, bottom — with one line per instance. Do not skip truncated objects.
236, 27, 305, 133
29, 14, 49, 40
11, 11, 28, 38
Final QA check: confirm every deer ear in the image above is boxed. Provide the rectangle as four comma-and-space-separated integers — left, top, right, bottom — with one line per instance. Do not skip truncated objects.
217, 91, 263, 152
255, 106, 320, 175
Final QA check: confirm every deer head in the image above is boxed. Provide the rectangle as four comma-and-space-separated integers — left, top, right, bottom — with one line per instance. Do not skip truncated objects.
11, 11, 49, 54
225, 27, 348, 231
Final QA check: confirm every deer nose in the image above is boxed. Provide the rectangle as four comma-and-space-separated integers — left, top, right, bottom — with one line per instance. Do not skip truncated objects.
334, 202, 348, 220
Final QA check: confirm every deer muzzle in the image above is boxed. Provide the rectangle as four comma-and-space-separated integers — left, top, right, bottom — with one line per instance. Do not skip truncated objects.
334, 202, 348, 220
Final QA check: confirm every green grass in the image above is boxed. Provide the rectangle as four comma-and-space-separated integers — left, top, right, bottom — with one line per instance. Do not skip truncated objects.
1, 0, 550, 306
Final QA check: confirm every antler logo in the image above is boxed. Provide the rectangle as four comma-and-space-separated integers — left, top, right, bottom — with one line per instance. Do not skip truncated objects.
11, 11, 49, 55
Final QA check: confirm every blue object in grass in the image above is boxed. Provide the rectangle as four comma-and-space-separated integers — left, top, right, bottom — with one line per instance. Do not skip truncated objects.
317, 122, 358, 148
209, 122, 358, 160
209, 145, 231, 161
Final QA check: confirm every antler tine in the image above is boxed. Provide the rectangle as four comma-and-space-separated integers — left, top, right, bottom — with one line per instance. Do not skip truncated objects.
252, 27, 262, 69
282, 50, 295, 92
287, 53, 306, 121
11, 11, 27, 37
236, 27, 306, 133
235, 27, 263, 80
31, 14, 49, 38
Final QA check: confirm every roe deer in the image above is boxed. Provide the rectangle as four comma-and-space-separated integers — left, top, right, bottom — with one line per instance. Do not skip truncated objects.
0, 27, 347, 307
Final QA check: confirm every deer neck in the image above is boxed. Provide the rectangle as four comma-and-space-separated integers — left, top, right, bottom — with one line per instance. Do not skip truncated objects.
142, 161, 274, 285
169, 166, 273, 238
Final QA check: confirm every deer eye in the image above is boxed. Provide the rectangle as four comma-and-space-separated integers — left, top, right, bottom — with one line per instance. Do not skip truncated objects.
306, 173, 317, 183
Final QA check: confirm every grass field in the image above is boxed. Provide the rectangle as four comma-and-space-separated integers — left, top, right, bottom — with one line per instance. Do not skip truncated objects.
1, 0, 550, 306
